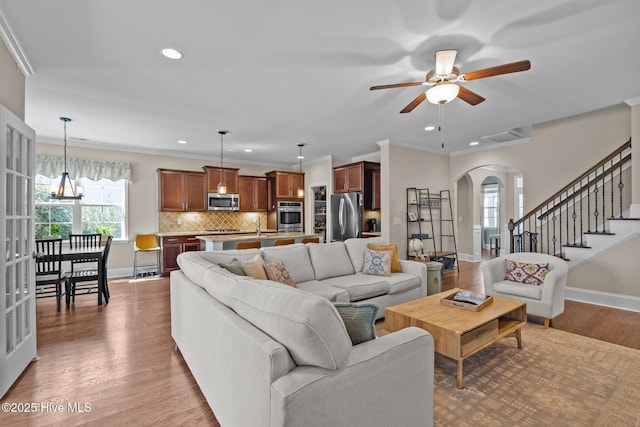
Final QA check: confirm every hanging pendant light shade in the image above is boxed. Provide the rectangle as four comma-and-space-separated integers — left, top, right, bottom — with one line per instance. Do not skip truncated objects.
50, 117, 83, 200
297, 144, 305, 198
217, 130, 228, 194
426, 83, 459, 105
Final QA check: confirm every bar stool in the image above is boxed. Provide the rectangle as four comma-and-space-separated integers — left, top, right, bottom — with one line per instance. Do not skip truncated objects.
133, 234, 161, 277
273, 238, 295, 246
236, 241, 261, 249
489, 234, 501, 255
301, 237, 320, 244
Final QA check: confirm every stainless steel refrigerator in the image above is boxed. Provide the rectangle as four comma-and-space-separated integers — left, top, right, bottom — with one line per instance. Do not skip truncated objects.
331, 192, 363, 241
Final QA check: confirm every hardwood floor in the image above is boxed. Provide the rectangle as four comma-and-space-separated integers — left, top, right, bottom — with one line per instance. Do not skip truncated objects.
3, 262, 639, 426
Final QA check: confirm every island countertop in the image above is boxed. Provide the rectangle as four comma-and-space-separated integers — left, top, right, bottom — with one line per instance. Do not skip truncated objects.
196, 232, 322, 250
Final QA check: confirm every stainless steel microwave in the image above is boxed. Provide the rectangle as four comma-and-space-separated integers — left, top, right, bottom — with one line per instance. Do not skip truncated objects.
207, 193, 239, 211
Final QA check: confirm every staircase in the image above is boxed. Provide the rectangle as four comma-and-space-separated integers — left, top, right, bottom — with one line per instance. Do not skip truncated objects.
507, 140, 635, 267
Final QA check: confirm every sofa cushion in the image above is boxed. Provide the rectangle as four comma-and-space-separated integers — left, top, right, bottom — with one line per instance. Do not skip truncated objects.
308, 242, 355, 280
368, 244, 401, 272
226, 279, 352, 370
493, 280, 543, 300
383, 272, 422, 295
362, 249, 393, 277
261, 243, 315, 283
334, 302, 379, 345
189, 248, 262, 266
321, 274, 390, 302
264, 261, 297, 287
200, 267, 243, 306
344, 237, 385, 272
242, 254, 268, 280
295, 280, 350, 302
505, 259, 549, 286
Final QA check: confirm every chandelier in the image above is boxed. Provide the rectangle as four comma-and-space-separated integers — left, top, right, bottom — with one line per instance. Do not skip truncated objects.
50, 117, 83, 200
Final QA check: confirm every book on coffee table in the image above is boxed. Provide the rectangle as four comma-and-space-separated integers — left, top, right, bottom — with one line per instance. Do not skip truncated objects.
440, 290, 493, 311
453, 291, 489, 305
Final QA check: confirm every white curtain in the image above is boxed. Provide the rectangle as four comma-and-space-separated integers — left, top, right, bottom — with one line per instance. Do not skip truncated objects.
36, 155, 132, 181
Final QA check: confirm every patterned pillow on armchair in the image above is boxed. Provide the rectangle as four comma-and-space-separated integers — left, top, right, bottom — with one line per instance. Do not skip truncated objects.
505, 259, 549, 286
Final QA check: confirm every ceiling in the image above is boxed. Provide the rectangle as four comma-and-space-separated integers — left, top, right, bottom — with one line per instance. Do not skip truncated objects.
1, 0, 640, 167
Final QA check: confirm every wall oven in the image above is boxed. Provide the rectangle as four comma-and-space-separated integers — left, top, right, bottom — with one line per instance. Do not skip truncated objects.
277, 201, 303, 232
207, 193, 239, 211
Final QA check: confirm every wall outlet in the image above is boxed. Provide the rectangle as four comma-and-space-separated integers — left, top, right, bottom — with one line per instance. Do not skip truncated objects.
176, 218, 182, 225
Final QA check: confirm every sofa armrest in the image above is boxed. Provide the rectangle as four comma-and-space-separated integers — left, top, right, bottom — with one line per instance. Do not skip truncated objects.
270, 327, 434, 427
399, 259, 428, 297
481, 257, 506, 295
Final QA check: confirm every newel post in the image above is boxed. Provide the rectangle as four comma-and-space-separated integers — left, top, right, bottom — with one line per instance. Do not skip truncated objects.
508, 219, 515, 254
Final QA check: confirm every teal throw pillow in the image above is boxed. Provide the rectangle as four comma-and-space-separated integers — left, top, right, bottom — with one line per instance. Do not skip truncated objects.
219, 258, 246, 276
334, 302, 379, 345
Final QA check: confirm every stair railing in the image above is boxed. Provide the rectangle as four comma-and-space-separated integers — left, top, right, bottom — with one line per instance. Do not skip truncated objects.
507, 139, 632, 257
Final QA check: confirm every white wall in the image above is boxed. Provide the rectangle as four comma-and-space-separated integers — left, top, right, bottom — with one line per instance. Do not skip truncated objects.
0, 37, 24, 119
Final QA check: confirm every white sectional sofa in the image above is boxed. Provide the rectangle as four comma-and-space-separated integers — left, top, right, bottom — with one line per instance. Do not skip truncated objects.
170, 237, 434, 427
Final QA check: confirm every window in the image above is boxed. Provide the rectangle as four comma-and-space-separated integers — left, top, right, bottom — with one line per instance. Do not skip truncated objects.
482, 184, 499, 228
35, 174, 127, 240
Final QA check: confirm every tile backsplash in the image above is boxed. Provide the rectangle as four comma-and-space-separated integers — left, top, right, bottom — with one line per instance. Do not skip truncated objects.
159, 211, 268, 233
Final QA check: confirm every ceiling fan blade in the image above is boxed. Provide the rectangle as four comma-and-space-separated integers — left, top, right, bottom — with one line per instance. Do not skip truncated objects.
400, 92, 426, 113
435, 49, 457, 75
457, 86, 485, 105
462, 60, 531, 81
370, 82, 424, 90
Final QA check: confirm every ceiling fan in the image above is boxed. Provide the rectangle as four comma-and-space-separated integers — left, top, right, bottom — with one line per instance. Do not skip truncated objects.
370, 49, 531, 113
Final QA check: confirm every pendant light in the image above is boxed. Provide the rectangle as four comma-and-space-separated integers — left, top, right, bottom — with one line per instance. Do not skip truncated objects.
50, 117, 83, 200
296, 143, 305, 198
217, 130, 228, 194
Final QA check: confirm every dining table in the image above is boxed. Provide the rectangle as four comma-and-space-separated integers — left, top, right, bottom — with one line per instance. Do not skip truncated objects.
36, 243, 108, 305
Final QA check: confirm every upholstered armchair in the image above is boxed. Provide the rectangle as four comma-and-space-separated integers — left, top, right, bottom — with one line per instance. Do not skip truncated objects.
481, 252, 569, 328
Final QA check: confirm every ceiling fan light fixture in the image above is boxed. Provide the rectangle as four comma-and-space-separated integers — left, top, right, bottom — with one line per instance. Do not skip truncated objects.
426, 83, 459, 105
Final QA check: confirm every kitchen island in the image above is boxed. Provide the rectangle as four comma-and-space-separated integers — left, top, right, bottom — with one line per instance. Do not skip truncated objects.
197, 232, 323, 250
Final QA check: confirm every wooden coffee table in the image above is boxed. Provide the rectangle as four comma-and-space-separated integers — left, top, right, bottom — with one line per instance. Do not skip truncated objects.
385, 288, 526, 388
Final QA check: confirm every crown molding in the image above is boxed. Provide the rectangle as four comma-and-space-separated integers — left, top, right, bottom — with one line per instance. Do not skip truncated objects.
0, 8, 33, 76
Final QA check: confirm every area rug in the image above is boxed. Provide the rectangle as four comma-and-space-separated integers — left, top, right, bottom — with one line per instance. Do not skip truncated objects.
432, 323, 640, 426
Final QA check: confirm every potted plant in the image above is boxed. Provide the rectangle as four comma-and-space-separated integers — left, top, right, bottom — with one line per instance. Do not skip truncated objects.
96, 225, 114, 245
45, 224, 61, 238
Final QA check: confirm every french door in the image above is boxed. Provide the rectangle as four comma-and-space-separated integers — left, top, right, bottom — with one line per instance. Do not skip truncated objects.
0, 104, 36, 397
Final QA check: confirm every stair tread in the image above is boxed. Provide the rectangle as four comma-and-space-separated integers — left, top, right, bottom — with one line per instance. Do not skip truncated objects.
583, 231, 615, 235
563, 244, 592, 249
608, 217, 640, 221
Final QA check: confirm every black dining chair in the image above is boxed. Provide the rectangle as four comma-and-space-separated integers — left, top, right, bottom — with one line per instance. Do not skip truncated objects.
67, 235, 113, 306
35, 238, 68, 312
69, 233, 102, 272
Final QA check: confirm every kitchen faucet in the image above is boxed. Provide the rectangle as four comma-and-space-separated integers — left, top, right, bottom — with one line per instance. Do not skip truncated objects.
256, 215, 261, 236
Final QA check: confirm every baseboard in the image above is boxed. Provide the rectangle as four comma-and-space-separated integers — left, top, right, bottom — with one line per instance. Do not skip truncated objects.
565, 287, 640, 313
458, 252, 482, 262
108, 267, 134, 278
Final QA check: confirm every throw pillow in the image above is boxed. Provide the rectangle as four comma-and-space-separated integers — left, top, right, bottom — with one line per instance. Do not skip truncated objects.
334, 302, 379, 345
242, 254, 268, 280
362, 249, 392, 277
367, 244, 401, 272
505, 259, 549, 286
219, 258, 246, 276
264, 261, 297, 287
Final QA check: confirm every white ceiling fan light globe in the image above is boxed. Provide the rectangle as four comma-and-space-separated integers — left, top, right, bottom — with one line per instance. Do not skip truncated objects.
426, 83, 460, 105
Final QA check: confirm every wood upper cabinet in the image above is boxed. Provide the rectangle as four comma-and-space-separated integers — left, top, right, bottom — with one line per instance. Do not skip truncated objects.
203, 166, 239, 194
158, 169, 206, 212
333, 162, 365, 193
266, 171, 305, 200
239, 175, 269, 212
371, 167, 381, 210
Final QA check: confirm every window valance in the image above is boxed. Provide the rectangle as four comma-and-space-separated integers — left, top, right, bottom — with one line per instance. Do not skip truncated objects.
36, 155, 132, 182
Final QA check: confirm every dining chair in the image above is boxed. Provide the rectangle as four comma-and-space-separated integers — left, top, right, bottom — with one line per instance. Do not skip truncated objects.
67, 235, 113, 306
69, 233, 102, 272
236, 241, 261, 249
133, 234, 161, 277
273, 238, 295, 246
301, 237, 320, 244
35, 238, 68, 312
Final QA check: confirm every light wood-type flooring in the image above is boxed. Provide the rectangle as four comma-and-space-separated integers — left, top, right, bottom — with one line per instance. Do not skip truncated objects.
2, 261, 639, 426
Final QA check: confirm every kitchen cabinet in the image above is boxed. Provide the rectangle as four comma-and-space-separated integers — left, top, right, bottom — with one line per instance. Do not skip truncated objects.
333, 163, 364, 193
371, 166, 381, 210
239, 175, 269, 212
266, 171, 305, 200
203, 166, 239, 194
161, 235, 202, 276
158, 169, 206, 212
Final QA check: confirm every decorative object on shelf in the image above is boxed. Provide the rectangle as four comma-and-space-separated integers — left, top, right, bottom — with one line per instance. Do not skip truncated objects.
296, 143, 305, 197
408, 238, 425, 260
50, 117, 83, 200
408, 212, 418, 222
217, 130, 229, 194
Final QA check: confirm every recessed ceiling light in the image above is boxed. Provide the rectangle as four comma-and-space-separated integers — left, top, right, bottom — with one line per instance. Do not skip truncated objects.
177, 139, 187, 144
161, 48, 182, 60
424, 125, 435, 131
244, 148, 252, 153
469, 141, 479, 146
